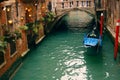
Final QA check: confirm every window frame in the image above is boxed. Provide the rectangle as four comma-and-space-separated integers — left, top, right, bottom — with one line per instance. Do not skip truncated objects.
0, 52, 6, 69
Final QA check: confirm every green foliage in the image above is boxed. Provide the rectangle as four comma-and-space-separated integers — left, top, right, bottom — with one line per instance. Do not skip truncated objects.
14, 30, 22, 39
0, 36, 7, 53
26, 23, 35, 31
44, 12, 55, 24
40, 16, 45, 22
19, 25, 28, 30
33, 25, 38, 34
39, 23, 43, 29
4, 30, 21, 43
32, 23, 43, 34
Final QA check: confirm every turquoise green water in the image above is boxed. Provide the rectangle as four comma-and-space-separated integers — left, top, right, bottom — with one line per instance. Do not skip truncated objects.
13, 11, 120, 80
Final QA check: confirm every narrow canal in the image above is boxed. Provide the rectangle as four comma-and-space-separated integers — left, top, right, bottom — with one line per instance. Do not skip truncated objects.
13, 11, 120, 80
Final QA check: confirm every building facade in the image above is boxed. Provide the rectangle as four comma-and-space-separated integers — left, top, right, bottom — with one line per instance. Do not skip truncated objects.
0, 0, 46, 78
106, 0, 120, 31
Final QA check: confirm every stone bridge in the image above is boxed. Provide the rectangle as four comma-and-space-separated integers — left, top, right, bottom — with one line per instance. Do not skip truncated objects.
54, 0, 95, 16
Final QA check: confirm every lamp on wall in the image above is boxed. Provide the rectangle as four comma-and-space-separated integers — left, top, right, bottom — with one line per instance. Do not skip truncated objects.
2, 6, 6, 11
8, 20, 13, 24
25, 7, 28, 10
6, 7, 10, 12
28, 8, 31, 12
29, 14, 32, 17
35, 3, 37, 6
20, 16, 24, 21
42, 6, 45, 9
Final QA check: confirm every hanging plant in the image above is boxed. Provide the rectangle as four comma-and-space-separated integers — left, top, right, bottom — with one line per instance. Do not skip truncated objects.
4, 30, 16, 43
39, 23, 44, 30
0, 36, 7, 53
14, 30, 22, 39
39, 16, 45, 22
44, 11, 55, 24
26, 23, 34, 30
33, 25, 38, 34
19, 25, 28, 30
4, 30, 21, 43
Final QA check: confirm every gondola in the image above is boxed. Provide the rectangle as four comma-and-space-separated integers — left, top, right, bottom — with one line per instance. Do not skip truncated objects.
83, 27, 102, 54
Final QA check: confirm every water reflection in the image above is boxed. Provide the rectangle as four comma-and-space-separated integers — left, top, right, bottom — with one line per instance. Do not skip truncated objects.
55, 14, 92, 79
61, 66, 87, 80
61, 60, 87, 80
67, 10, 94, 28
57, 43, 88, 80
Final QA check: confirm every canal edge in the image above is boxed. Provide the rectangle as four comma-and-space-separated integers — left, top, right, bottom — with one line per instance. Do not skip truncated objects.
106, 26, 120, 51
9, 63, 23, 80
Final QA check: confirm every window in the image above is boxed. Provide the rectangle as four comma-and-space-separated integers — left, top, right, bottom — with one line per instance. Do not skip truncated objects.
10, 40, 16, 56
0, 52, 5, 66
62, 2, 64, 8
5, 5, 17, 56
6, 5, 14, 31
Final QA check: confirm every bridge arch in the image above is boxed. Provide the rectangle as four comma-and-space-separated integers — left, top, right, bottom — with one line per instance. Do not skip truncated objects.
53, 9, 96, 31
56, 8, 95, 22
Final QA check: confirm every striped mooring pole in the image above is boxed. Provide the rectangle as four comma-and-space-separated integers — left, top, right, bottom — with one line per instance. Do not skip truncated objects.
114, 20, 120, 60
100, 13, 104, 37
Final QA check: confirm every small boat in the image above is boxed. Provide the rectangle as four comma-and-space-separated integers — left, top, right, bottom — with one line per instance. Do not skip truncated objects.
83, 27, 102, 54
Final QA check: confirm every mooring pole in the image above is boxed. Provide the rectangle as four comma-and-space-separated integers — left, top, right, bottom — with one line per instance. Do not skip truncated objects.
114, 20, 120, 60
100, 13, 103, 36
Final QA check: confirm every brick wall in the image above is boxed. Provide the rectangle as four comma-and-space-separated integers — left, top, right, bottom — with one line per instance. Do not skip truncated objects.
0, 1, 29, 77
